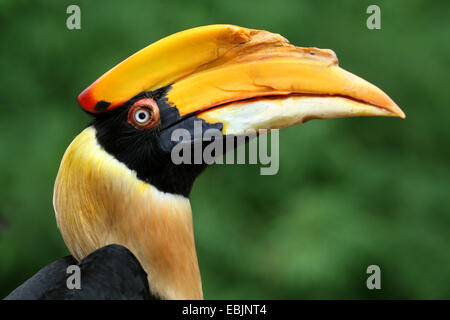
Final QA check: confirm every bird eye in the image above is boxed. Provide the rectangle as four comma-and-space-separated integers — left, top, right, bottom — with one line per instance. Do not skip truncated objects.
134, 109, 150, 123
127, 98, 160, 130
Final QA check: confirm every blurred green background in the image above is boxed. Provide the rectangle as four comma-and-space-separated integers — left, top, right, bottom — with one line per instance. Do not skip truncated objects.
1, 0, 449, 299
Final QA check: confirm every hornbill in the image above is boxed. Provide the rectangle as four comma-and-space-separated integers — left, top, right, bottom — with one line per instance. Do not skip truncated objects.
5, 25, 405, 300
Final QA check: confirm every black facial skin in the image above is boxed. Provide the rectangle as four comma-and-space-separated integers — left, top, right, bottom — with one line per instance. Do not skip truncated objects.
92, 86, 223, 197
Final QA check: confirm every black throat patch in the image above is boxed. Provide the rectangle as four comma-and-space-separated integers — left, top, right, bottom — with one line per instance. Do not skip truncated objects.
91, 87, 222, 197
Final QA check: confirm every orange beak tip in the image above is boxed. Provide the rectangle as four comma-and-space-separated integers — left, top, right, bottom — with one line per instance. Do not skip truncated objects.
389, 102, 406, 119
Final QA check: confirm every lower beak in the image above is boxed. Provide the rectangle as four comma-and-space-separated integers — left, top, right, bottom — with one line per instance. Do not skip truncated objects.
197, 95, 399, 135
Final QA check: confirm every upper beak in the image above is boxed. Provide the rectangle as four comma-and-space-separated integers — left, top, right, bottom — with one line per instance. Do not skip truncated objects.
78, 24, 405, 134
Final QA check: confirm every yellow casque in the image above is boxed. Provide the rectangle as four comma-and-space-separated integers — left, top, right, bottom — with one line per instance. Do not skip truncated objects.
78, 24, 404, 121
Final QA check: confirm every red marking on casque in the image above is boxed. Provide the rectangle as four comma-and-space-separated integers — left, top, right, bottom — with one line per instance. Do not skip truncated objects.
77, 86, 125, 114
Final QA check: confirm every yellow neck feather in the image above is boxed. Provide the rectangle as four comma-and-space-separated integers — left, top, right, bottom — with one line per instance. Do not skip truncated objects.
53, 127, 203, 299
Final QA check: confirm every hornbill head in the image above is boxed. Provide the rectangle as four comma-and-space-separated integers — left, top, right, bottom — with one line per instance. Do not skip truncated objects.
53, 25, 405, 300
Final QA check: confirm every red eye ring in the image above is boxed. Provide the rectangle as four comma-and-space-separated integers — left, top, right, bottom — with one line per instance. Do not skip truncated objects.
127, 98, 160, 130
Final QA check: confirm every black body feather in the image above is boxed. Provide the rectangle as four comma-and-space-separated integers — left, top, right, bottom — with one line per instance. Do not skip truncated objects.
4, 244, 156, 300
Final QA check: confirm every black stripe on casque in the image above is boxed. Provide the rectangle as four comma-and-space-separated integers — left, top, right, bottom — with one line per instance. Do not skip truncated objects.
94, 100, 111, 112
92, 86, 222, 197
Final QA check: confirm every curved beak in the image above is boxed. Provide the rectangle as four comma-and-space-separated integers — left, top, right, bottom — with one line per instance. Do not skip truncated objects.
78, 24, 405, 135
